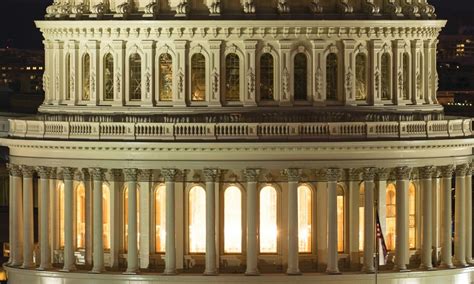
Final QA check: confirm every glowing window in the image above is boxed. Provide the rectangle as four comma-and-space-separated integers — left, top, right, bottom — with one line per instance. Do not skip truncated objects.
259, 186, 278, 253
124, 186, 140, 251
159, 53, 173, 102
191, 53, 206, 102
409, 182, 416, 249
359, 183, 365, 252
225, 53, 240, 101
104, 53, 114, 101
76, 183, 86, 249
337, 184, 344, 252
103, 183, 110, 250
129, 53, 142, 101
403, 53, 410, 100
381, 53, 391, 100
189, 186, 206, 253
260, 53, 274, 101
65, 53, 71, 100
386, 184, 396, 251
326, 53, 338, 101
82, 54, 91, 101
355, 53, 367, 101
155, 185, 166, 253
298, 185, 312, 253
294, 53, 308, 101
224, 186, 242, 253
58, 182, 65, 248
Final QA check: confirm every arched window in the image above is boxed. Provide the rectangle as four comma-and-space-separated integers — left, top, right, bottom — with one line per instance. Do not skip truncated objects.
76, 183, 86, 249
224, 186, 242, 253
58, 182, 65, 248
225, 53, 240, 101
403, 53, 410, 100
129, 53, 142, 101
381, 53, 391, 100
337, 184, 344, 252
103, 183, 111, 250
386, 184, 396, 251
124, 186, 140, 251
159, 53, 173, 101
326, 53, 338, 101
409, 182, 416, 249
155, 184, 166, 253
189, 186, 206, 253
65, 53, 71, 100
260, 53, 274, 101
355, 53, 367, 101
191, 53, 206, 102
260, 185, 278, 253
104, 53, 114, 101
298, 185, 312, 253
82, 53, 91, 101
294, 53, 308, 101
359, 183, 365, 251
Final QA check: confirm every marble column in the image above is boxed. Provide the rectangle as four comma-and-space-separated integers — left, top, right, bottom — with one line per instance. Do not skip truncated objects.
9, 164, 23, 266
284, 168, 302, 275
439, 165, 454, 268
82, 169, 93, 266
204, 168, 219, 275
138, 170, 152, 269
394, 166, 411, 271
454, 164, 468, 267
347, 169, 361, 269
62, 167, 77, 272
326, 168, 341, 274
37, 167, 52, 270
21, 166, 35, 269
124, 168, 139, 274
432, 169, 441, 265
108, 169, 122, 269
465, 164, 473, 264
244, 168, 260, 275
362, 168, 376, 273
419, 166, 435, 270
91, 168, 105, 273
162, 169, 179, 275
315, 170, 328, 271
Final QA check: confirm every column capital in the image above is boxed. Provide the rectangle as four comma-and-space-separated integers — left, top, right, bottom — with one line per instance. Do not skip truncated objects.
49, 167, 58, 180
203, 168, 219, 182
90, 168, 106, 181
138, 169, 153, 182
109, 169, 123, 180
81, 168, 91, 181
419, 166, 436, 179
244, 168, 260, 182
468, 163, 473, 175
62, 167, 76, 180
123, 168, 138, 182
375, 168, 391, 181
362, 167, 377, 181
313, 169, 328, 182
326, 168, 342, 182
7, 163, 22, 177
162, 168, 179, 182
440, 165, 455, 178
36, 166, 52, 179
347, 168, 361, 181
455, 164, 470, 176
21, 165, 35, 178
282, 168, 302, 182
394, 166, 412, 180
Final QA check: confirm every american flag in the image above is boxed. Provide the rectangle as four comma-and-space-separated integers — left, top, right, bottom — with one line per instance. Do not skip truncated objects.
376, 211, 388, 266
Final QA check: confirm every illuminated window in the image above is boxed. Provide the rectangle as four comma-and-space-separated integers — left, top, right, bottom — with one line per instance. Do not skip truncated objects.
409, 182, 416, 249
259, 185, 278, 253
298, 185, 312, 253
355, 53, 367, 101
189, 186, 206, 253
124, 186, 140, 251
294, 53, 308, 101
224, 186, 242, 253
381, 53, 391, 100
58, 182, 65, 248
225, 53, 240, 101
403, 53, 410, 100
129, 53, 142, 101
159, 53, 173, 101
326, 53, 338, 101
103, 183, 110, 250
76, 183, 86, 249
359, 183, 365, 251
337, 184, 344, 252
65, 53, 71, 100
191, 54, 206, 102
82, 54, 91, 101
386, 184, 396, 251
260, 53, 274, 101
104, 53, 114, 101
155, 184, 166, 253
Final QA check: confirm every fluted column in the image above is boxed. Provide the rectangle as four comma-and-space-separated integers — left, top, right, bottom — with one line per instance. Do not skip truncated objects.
138, 169, 152, 269
204, 168, 219, 275
394, 166, 411, 271
347, 169, 361, 269
162, 169, 179, 275
419, 166, 435, 270
454, 164, 468, 267
109, 169, 122, 269
440, 165, 454, 268
91, 168, 105, 273
62, 167, 76, 272
21, 166, 35, 269
244, 168, 260, 275
37, 167, 52, 270
375, 168, 390, 262
432, 169, 441, 265
362, 168, 376, 273
8, 164, 23, 266
465, 164, 473, 265
283, 168, 302, 275
326, 168, 341, 274
124, 168, 139, 274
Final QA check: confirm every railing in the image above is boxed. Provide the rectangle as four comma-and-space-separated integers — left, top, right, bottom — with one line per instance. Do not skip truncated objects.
8, 118, 474, 141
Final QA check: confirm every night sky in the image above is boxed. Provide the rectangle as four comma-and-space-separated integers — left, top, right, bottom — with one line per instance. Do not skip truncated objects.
0, 0, 473, 50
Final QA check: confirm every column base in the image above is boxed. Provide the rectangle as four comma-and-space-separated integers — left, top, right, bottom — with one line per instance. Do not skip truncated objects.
21, 263, 35, 269
90, 267, 105, 274
244, 270, 260, 276
163, 269, 177, 275
326, 269, 341, 275
203, 270, 219, 276
362, 266, 375, 274
393, 266, 410, 272
286, 269, 302, 275
59, 266, 76, 272
123, 270, 139, 275
439, 263, 455, 269
419, 264, 435, 271
37, 265, 53, 271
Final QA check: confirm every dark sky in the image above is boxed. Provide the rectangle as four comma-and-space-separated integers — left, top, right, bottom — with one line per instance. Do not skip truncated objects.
0, 0, 473, 50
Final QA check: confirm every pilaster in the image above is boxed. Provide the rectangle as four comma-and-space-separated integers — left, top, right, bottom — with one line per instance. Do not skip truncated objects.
138, 169, 152, 269
173, 40, 188, 106
52, 40, 64, 105
371, 40, 383, 105
279, 40, 292, 106
243, 40, 258, 107
86, 40, 100, 106
393, 40, 405, 105
112, 40, 125, 106
142, 40, 155, 107
347, 168, 361, 269
342, 39, 357, 106
311, 40, 326, 105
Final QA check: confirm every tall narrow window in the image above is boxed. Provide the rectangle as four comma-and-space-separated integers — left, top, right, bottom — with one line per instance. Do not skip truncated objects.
355, 53, 367, 101
386, 184, 396, 251
381, 53, 391, 100
294, 53, 308, 101
65, 53, 71, 100
191, 53, 206, 101
159, 53, 173, 102
155, 185, 166, 253
224, 186, 242, 253
82, 54, 91, 101
260, 186, 277, 253
58, 182, 65, 248
408, 182, 416, 249
124, 186, 140, 251
103, 183, 111, 250
403, 53, 410, 100
76, 183, 86, 249
225, 53, 240, 101
260, 53, 274, 101
189, 186, 206, 253
326, 53, 338, 101
104, 53, 114, 101
298, 185, 312, 253
359, 183, 365, 251
129, 53, 142, 101
337, 184, 344, 252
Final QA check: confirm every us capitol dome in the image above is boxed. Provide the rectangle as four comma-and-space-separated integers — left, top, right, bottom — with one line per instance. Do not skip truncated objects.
3, 0, 474, 283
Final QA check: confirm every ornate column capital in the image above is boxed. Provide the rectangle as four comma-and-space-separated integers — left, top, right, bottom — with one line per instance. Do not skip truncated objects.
362, 167, 377, 181
49, 168, 58, 180
90, 168, 106, 181
203, 168, 219, 182
375, 168, 391, 181
455, 164, 470, 176
138, 169, 153, 182
81, 168, 91, 181
123, 168, 138, 182
282, 168, 302, 182
243, 168, 260, 182
7, 163, 22, 177
326, 168, 342, 182
440, 165, 454, 178
468, 163, 473, 176
419, 166, 435, 180
61, 167, 76, 180
313, 169, 328, 182
36, 166, 51, 179
162, 169, 179, 182
347, 168, 361, 181
109, 169, 123, 181
394, 166, 412, 180
21, 166, 35, 178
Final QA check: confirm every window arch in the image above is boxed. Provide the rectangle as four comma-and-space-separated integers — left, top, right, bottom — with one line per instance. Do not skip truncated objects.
294, 53, 308, 101
65, 53, 71, 100
189, 186, 206, 253
260, 53, 274, 101
123, 185, 140, 251
408, 182, 416, 249
224, 186, 242, 253
381, 53, 391, 100
337, 184, 345, 252
191, 53, 206, 102
103, 53, 114, 101
103, 183, 111, 250
129, 53, 142, 101
386, 183, 396, 251
403, 53, 410, 100
298, 185, 312, 253
58, 182, 65, 248
225, 53, 240, 101
76, 183, 86, 249
154, 184, 166, 253
326, 53, 338, 101
159, 53, 173, 101
260, 185, 278, 253
82, 53, 91, 101
355, 53, 367, 101
359, 182, 365, 252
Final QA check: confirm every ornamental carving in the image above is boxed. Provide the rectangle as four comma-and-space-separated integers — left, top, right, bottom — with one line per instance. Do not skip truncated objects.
162, 168, 179, 182
7, 164, 22, 177
363, 0, 380, 14
20, 166, 35, 178
455, 164, 470, 176
315, 67, 323, 99
385, 0, 402, 17
92, 2, 108, 16
309, 0, 323, 13
145, 70, 152, 96
70, 71, 75, 97
46, 1, 61, 17
419, 0, 436, 19
345, 69, 353, 99
402, 0, 420, 19
116, 73, 121, 93
247, 68, 255, 97
176, 0, 189, 16
144, 1, 159, 16
375, 168, 391, 181
374, 69, 380, 95
418, 166, 435, 179
282, 67, 290, 100
337, 0, 354, 14
90, 168, 106, 180
243, 0, 255, 14
71, 2, 89, 15
110, 169, 123, 180
116, 2, 131, 16
123, 168, 138, 182
138, 169, 153, 182
347, 168, 361, 181
36, 166, 51, 179
416, 72, 422, 98
282, 168, 301, 182
209, 0, 221, 15
61, 167, 77, 180
244, 168, 260, 182
177, 69, 185, 94
362, 167, 377, 181
277, 0, 290, 14
326, 168, 342, 181
212, 69, 219, 97
397, 71, 404, 94
204, 168, 219, 182
55, 73, 60, 96
440, 165, 454, 178
394, 166, 411, 180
